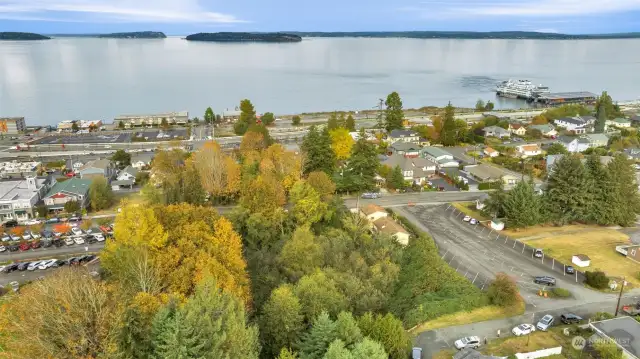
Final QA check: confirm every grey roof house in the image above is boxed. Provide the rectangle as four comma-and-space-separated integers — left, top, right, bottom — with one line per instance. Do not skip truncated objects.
381, 154, 437, 184
558, 136, 590, 153
387, 129, 419, 143
78, 159, 116, 181
421, 147, 459, 168
389, 142, 421, 157
581, 133, 609, 148
483, 126, 511, 138
590, 317, 640, 359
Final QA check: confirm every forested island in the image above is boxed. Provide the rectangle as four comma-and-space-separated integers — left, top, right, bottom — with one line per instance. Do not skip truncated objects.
291, 31, 640, 39
0, 32, 50, 40
97, 31, 166, 39
185, 32, 302, 42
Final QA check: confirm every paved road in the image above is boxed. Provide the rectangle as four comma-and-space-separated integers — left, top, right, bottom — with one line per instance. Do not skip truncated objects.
415, 295, 640, 359
344, 191, 485, 208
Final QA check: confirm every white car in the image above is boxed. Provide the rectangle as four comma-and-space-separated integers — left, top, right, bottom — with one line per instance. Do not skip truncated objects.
24, 219, 42, 225
73, 237, 85, 245
22, 233, 32, 240
85, 228, 93, 234
463, 215, 471, 222
10, 234, 20, 241
93, 234, 105, 242
512, 324, 536, 336
0, 246, 6, 252
454, 336, 481, 350
37, 259, 58, 270
30, 231, 41, 240
27, 261, 43, 271
64, 237, 75, 246
71, 227, 83, 236
1, 234, 10, 241
470, 218, 478, 225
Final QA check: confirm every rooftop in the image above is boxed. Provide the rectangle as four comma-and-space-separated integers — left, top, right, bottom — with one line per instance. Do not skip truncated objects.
80, 159, 111, 171
0, 177, 47, 202
591, 317, 640, 358
528, 124, 555, 131
373, 217, 408, 236
390, 141, 420, 151
518, 144, 541, 152
422, 146, 453, 158
361, 204, 386, 216
389, 129, 418, 138
115, 111, 188, 120
0, 117, 25, 122
538, 91, 598, 100
484, 125, 510, 133
556, 117, 587, 126
45, 178, 92, 198
466, 164, 511, 182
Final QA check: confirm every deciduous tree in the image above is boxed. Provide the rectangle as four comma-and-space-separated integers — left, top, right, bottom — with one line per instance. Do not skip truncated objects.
294, 270, 349, 320
330, 128, 355, 160
262, 112, 276, 126
204, 106, 215, 124
89, 177, 114, 211
292, 115, 302, 126
307, 171, 337, 198
193, 141, 241, 201
487, 272, 519, 306
357, 312, 410, 359
290, 180, 329, 225
112, 149, 132, 169
279, 226, 324, 281
260, 285, 305, 357
64, 200, 80, 214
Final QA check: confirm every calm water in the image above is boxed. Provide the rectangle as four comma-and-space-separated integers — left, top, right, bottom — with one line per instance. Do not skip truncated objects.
1, 37, 640, 125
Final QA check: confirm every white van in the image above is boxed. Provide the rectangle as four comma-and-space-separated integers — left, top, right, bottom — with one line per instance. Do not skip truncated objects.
38, 259, 58, 270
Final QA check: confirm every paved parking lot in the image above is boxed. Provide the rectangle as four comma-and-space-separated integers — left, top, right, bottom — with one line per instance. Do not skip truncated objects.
30, 133, 132, 145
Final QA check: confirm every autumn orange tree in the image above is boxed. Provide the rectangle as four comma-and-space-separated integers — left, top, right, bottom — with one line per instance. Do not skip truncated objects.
193, 141, 241, 202
53, 223, 71, 234
10, 226, 25, 237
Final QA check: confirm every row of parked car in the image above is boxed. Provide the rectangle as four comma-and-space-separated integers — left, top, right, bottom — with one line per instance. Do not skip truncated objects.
0, 232, 106, 253
0, 254, 97, 273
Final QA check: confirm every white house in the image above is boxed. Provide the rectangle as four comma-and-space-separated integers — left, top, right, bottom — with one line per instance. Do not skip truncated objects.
572, 254, 591, 268
554, 117, 589, 134
421, 147, 459, 168
483, 147, 499, 158
606, 118, 632, 128
116, 166, 138, 183
389, 142, 421, 158
360, 204, 388, 222
558, 136, 590, 153
381, 154, 437, 184
0, 176, 55, 222
387, 129, 419, 143
509, 123, 526, 136
373, 217, 410, 246
581, 133, 609, 148
516, 144, 542, 157
483, 126, 511, 138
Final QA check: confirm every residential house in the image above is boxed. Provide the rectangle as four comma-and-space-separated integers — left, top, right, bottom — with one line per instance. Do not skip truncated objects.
387, 129, 419, 143
360, 204, 388, 222
421, 147, 459, 168
372, 217, 410, 245
111, 166, 139, 191
381, 154, 437, 184
546, 154, 613, 174
42, 178, 92, 211
78, 159, 116, 181
589, 317, 640, 359
0, 176, 55, 222
509, 123, 526, 136
607, 117, 632, 128
581, 133, 609, 148
418, 137, 430, 146
483, 126, 511, 138
465, 164, 519, 185
554, 117, 589, 134
483, 147, 499, 158
528, 124, 558, 138
131, 154, 154, 170
558, 136, 589, 153
630, 114, 640, 124
389, 142, 421, 157
516, 144, 542, 157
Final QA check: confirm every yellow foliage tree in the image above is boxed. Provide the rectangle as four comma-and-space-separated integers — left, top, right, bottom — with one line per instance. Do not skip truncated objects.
193, 141, 241, 199
260, 144, 302, 191
240, 174, 286, 214
329, 128, 355, 160
111, 203, 168, 249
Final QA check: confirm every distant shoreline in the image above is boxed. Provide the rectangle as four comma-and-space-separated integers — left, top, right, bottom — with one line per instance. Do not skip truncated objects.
45, 31, 640, 40
0, 32, 50, 40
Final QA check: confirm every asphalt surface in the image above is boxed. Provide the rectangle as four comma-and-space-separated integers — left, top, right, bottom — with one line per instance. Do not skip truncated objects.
344, 191, 485, 208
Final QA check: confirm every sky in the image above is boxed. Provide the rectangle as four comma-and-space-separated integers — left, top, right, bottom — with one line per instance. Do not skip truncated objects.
0, 0, 639, 34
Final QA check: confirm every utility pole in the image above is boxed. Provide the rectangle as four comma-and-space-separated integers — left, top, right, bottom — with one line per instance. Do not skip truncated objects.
614, 277, 626, 316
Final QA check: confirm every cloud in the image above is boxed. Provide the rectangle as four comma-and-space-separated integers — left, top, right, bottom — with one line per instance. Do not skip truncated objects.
401, 0, 640, 18
0, 0, 245, 23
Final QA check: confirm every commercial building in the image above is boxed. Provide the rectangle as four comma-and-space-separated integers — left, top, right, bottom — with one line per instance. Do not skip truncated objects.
0, 161, 40, 179
0, 176, 56, 222
114, 111, 189, 128
57, 120, 76, 132
0, 117, 26, 134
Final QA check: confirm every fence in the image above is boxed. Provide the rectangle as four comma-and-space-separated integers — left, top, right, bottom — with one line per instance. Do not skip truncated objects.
443, 204, 586, 284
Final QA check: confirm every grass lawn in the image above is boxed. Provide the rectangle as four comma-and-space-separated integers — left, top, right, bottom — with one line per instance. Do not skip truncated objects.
90, 191, 144, 216
527, 229, 640, 286
452, 202, 491, 222
502, 224, 603, 240
480, 331, 562, 356
433, 349, 456, 359
411, 300, 525, 333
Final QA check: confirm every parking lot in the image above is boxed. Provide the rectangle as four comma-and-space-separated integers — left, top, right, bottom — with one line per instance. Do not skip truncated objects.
397, 204, 615, 310
29, 133, 132, 145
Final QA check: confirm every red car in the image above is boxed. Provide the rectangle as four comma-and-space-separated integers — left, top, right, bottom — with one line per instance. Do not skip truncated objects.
19, 242, 30, 251
30, 241, 41, 249
99, 225, 112, 234
65, 172, 75, 178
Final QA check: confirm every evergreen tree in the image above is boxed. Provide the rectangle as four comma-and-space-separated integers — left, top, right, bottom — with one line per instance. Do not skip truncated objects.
545, 154, 593, 224
604, 155, 640, 226
345, 114, 356, 132
324, 340, 353, 359
503, 180, 544, 228
301, 126, 336, 175
261, 112, 276, 126
204, 107, 215, 124
585, 154, 610, 224
328, 113, 339, 131
116, 305, 152, 359
334, 312, 363, 350
337, 137, 378, 193
440, 102, 457, 146
387, 165, 405, 191
260, 285, 305, 357
595, 90, 621, 120
595, 96, 607, 133
384, 92, 404, 132
350, 338, 387, 359
298, 312, 338, 359
152, 309, 206, 359
482, 182, 508, 218
356, 313, 410, 359
181, 165, 206, 205
234, 99, 257, 135
338, 113, 346, 128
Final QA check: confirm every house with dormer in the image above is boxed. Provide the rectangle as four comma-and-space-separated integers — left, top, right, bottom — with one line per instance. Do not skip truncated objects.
387, 129, 419, 143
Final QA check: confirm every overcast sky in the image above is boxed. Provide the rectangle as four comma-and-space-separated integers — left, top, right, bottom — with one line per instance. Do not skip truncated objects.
0, 0, 639, 34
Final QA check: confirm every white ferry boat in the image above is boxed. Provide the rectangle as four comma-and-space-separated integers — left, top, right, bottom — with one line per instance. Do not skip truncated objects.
496, 79, 550, 100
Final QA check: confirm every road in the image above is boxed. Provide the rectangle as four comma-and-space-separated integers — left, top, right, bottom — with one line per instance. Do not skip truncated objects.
344, 191, 486, 208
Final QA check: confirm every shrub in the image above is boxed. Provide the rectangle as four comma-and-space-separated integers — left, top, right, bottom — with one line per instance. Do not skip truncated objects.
592, 312, 614, 321
478, 181, 502, 190
585, 271, 609, 289
487, 273, 519, 307
551, 288, 571, 298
